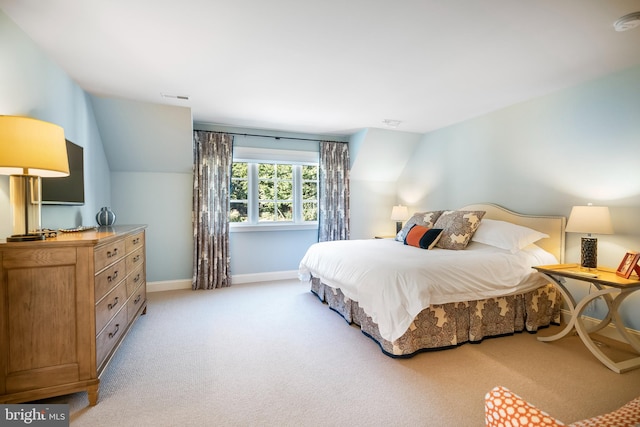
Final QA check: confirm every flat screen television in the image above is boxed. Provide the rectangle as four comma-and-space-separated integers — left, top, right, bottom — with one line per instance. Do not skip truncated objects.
42, 140, 85, 205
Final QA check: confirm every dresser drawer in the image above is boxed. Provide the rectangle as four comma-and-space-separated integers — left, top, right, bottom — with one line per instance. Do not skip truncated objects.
127, 283, 146, 324
126, 264, 145, 297
95, 282, 127, 335
95, 239, 126, 272
95, 258, 125, 303
1, 247, 76, 268
96, 307, 128, 368
125, 232, 145, 253
125, 246, 144, 273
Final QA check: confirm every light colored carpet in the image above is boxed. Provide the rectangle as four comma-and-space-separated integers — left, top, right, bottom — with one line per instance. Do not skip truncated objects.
39, 280, 640, 426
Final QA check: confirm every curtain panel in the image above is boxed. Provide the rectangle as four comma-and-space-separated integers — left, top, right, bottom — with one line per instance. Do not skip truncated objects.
318, 141, 350, 242
192, 131, 234, 290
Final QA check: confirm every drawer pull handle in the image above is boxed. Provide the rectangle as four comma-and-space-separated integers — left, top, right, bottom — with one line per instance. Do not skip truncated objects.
108, 271, 119, 282
108, 296, 119, 310
108, 324, 120, 339
133, 255, 140, 263
132, 237, 140, 245
134, 294, 141, 304
134, 273, 141, 283
107, 248, 119, 258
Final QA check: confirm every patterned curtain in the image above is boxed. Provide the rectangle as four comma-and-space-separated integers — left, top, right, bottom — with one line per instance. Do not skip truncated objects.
318, 141, 350, 242
192, 131, 234, 289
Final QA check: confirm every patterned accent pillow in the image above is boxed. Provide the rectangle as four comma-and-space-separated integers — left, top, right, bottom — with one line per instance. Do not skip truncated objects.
433, 210, 486, 250
395, 211, 444, 242
404, 225, 443, 249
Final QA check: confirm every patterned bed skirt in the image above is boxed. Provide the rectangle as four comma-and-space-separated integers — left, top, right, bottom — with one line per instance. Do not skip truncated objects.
310, 277, 562, 357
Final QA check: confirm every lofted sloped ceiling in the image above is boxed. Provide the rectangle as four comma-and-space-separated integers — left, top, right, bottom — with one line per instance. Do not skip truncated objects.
90, 96, 193, 173
1, 0, 639, 137
350, 128, 422, 182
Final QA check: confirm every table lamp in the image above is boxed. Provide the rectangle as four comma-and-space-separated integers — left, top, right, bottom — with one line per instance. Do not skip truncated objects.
565, 204, 613, 269
390, 205, 409, 234
0, 116, 69, 241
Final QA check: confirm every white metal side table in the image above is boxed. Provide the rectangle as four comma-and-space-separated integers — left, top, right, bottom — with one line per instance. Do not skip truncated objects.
533, 264, 640, 373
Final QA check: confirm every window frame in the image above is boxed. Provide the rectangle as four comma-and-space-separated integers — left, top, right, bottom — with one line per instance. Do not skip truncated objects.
230, 147, 319, 232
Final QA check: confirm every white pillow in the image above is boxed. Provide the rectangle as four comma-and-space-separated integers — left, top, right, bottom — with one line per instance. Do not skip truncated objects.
471, 219, 548, 253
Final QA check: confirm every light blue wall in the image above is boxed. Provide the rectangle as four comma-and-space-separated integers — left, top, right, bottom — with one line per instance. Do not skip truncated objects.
111, 172, 193, 282
0, 9, 111, 235
397, 65, 640, 330
89, 95, 194, 283
230, 229, 318, 275
348, 128, 423, 239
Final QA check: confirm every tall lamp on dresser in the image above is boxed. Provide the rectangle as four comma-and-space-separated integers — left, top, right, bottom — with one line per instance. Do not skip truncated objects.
0, 116, 69, 241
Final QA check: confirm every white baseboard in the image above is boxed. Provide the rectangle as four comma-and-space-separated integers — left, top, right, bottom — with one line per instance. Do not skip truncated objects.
147, 279, 192, 292
560, 309, 640, 343
231, 270, 299, 284
147, 270, 299, 292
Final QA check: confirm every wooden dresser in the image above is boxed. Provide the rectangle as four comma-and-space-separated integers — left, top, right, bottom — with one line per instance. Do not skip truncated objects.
0, 225, 147, 406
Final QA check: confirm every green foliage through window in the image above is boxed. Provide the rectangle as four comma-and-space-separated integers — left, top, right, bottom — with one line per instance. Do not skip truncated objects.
230, 162, 249, 222
230, 161, 318, 224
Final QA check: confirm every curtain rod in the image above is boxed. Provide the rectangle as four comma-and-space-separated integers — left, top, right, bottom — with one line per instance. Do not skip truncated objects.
221, 131, 348, 144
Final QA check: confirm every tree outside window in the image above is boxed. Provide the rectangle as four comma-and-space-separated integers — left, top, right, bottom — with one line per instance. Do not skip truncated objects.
302, 165, 318, 221
230, 162, 248, 222
230, 161, 318, 224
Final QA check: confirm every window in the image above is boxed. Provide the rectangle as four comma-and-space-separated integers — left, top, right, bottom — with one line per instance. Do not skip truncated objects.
301, 164, 318, 221
258, 163, 293, 221
230, 162, 248, 223
230, 147, 318, 230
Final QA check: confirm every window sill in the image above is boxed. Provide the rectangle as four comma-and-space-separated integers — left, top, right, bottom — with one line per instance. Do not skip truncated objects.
229, 223, 318, 233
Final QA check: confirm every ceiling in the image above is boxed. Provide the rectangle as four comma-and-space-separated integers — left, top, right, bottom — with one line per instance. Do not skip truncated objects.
1, 0, 640, 136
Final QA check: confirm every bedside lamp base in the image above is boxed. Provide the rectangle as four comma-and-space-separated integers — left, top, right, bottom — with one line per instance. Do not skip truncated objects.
580, 237, 598, 269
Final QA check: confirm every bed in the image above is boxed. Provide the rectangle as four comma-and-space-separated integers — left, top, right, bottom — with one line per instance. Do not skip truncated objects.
298, 203, 566, 357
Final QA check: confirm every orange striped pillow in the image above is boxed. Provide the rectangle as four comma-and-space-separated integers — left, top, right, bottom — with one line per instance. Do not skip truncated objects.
404, 225, 443, 249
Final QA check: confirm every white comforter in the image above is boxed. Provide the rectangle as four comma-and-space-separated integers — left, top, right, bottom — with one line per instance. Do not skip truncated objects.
298, 239, 557, 342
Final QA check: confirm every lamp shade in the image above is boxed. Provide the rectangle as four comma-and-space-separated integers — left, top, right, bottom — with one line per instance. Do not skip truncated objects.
565, 205, 614, 235
390, 205, 409, 221
0, 116, 69, 177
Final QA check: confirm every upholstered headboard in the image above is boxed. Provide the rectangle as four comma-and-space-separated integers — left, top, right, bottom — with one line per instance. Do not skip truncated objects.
460, 203, 566, 263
